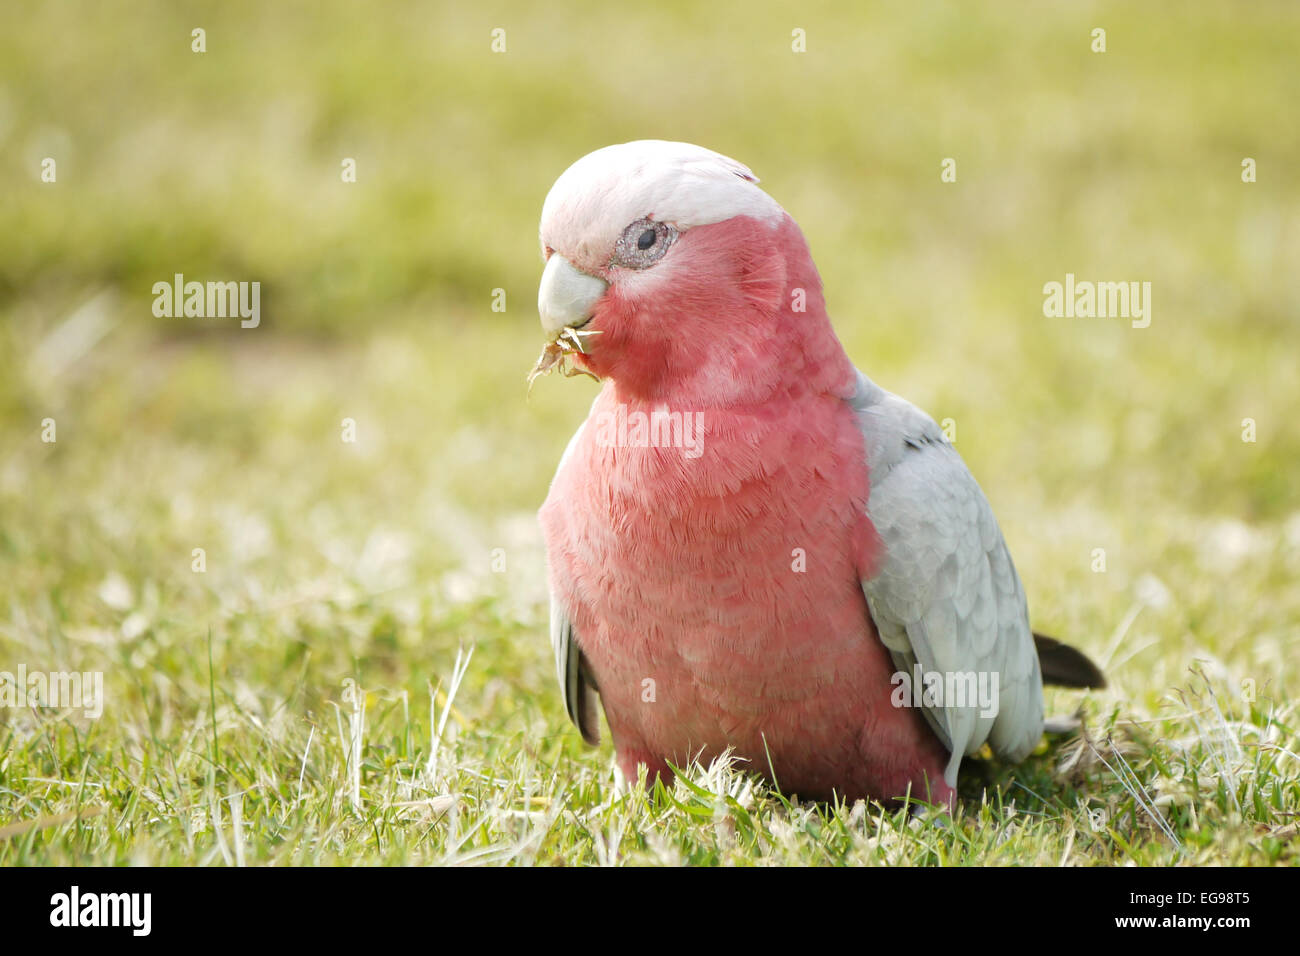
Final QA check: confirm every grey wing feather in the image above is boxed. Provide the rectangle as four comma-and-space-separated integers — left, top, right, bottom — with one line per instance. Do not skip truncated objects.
550, 598, 600, 746
849, 370, 1043, 786
548, 420, 601, 746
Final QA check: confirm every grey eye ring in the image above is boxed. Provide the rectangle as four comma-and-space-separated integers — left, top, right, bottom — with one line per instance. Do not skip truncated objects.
612, 218, 676, 269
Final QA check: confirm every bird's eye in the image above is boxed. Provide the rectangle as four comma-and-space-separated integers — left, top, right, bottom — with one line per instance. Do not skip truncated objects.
613, 218, 676, 269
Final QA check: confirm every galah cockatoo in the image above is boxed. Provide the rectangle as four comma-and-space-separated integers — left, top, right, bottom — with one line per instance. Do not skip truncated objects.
534, 141, 1103, 807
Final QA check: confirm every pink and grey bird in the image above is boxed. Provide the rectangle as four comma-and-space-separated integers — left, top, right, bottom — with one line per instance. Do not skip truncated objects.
534, 141, 1103, 807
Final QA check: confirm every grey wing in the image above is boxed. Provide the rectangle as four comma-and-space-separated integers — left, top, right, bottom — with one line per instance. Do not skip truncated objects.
548, 420, 601, 746
550, 599, 600, 745
849, 370, 1043, 787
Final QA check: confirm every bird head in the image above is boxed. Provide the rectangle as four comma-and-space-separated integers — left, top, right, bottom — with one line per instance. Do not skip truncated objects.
533, 140, 853, 405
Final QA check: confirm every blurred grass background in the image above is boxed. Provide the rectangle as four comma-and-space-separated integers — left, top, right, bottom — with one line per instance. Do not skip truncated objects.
0, 1, 1297, 863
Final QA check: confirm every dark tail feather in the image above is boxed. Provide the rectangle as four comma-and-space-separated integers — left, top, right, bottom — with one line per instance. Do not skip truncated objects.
1033, 632, 1106, 689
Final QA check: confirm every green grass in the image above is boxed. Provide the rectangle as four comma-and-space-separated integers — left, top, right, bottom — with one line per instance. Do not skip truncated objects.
1, 1, 1297, 864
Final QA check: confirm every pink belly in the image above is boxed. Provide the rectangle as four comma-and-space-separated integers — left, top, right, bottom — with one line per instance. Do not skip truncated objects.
541, 387, 953, 804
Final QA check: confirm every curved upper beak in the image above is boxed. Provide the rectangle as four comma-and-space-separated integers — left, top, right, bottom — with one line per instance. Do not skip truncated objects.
538, 254, 608, 335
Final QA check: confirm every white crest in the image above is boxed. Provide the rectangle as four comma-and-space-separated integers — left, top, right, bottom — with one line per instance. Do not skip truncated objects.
540, 140, 785, 266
